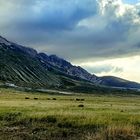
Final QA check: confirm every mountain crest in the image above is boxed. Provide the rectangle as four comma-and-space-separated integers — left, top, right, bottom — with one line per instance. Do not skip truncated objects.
0, 36, 11, 45
0, 35, 140, 90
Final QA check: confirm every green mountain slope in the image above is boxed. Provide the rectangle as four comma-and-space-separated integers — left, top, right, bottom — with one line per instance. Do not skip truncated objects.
0, 35, 140, 93
0, 43, 60, 88
0, 40, 93, 90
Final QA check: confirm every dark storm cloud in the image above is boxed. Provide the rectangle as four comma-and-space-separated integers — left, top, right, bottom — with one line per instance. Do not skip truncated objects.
0, 0, 140, 62
0, 0, 97, 30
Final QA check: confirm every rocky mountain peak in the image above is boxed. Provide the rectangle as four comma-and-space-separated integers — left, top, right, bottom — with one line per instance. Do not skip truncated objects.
0, 35, 140, 90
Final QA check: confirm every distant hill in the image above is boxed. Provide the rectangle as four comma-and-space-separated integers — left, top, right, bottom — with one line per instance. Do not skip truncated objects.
96, 76, 140, 89
0, 35, 140, 92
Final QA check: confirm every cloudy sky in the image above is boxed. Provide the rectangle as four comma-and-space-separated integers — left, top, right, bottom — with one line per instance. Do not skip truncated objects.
0, 0, 140, 82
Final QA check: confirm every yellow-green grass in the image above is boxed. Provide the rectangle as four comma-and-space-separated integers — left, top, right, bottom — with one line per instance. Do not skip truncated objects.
0, 88, 139, 140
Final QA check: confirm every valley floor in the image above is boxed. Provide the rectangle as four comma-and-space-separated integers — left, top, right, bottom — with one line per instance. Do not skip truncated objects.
0, 88, 139, 140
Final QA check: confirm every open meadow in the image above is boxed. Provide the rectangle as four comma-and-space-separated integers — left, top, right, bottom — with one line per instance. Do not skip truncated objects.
0, 88, 139, 140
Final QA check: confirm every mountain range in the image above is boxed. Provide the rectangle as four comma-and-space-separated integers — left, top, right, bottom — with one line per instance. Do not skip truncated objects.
0, 35, 140, 92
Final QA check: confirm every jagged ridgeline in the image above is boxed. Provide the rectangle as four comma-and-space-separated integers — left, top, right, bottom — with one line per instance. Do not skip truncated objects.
0, 35, 140, 91
0, 40, 59, 88
0, 36, 95, 89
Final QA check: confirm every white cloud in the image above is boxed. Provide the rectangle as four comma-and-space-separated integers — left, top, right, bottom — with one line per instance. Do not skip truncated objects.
78, 55, 140, 82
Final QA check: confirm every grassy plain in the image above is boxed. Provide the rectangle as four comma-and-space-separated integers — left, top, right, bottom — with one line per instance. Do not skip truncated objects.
0, 88, 139, 140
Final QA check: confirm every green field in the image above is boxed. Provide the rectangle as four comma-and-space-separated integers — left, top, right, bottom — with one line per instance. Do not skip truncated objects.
0, 88, 139, 140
